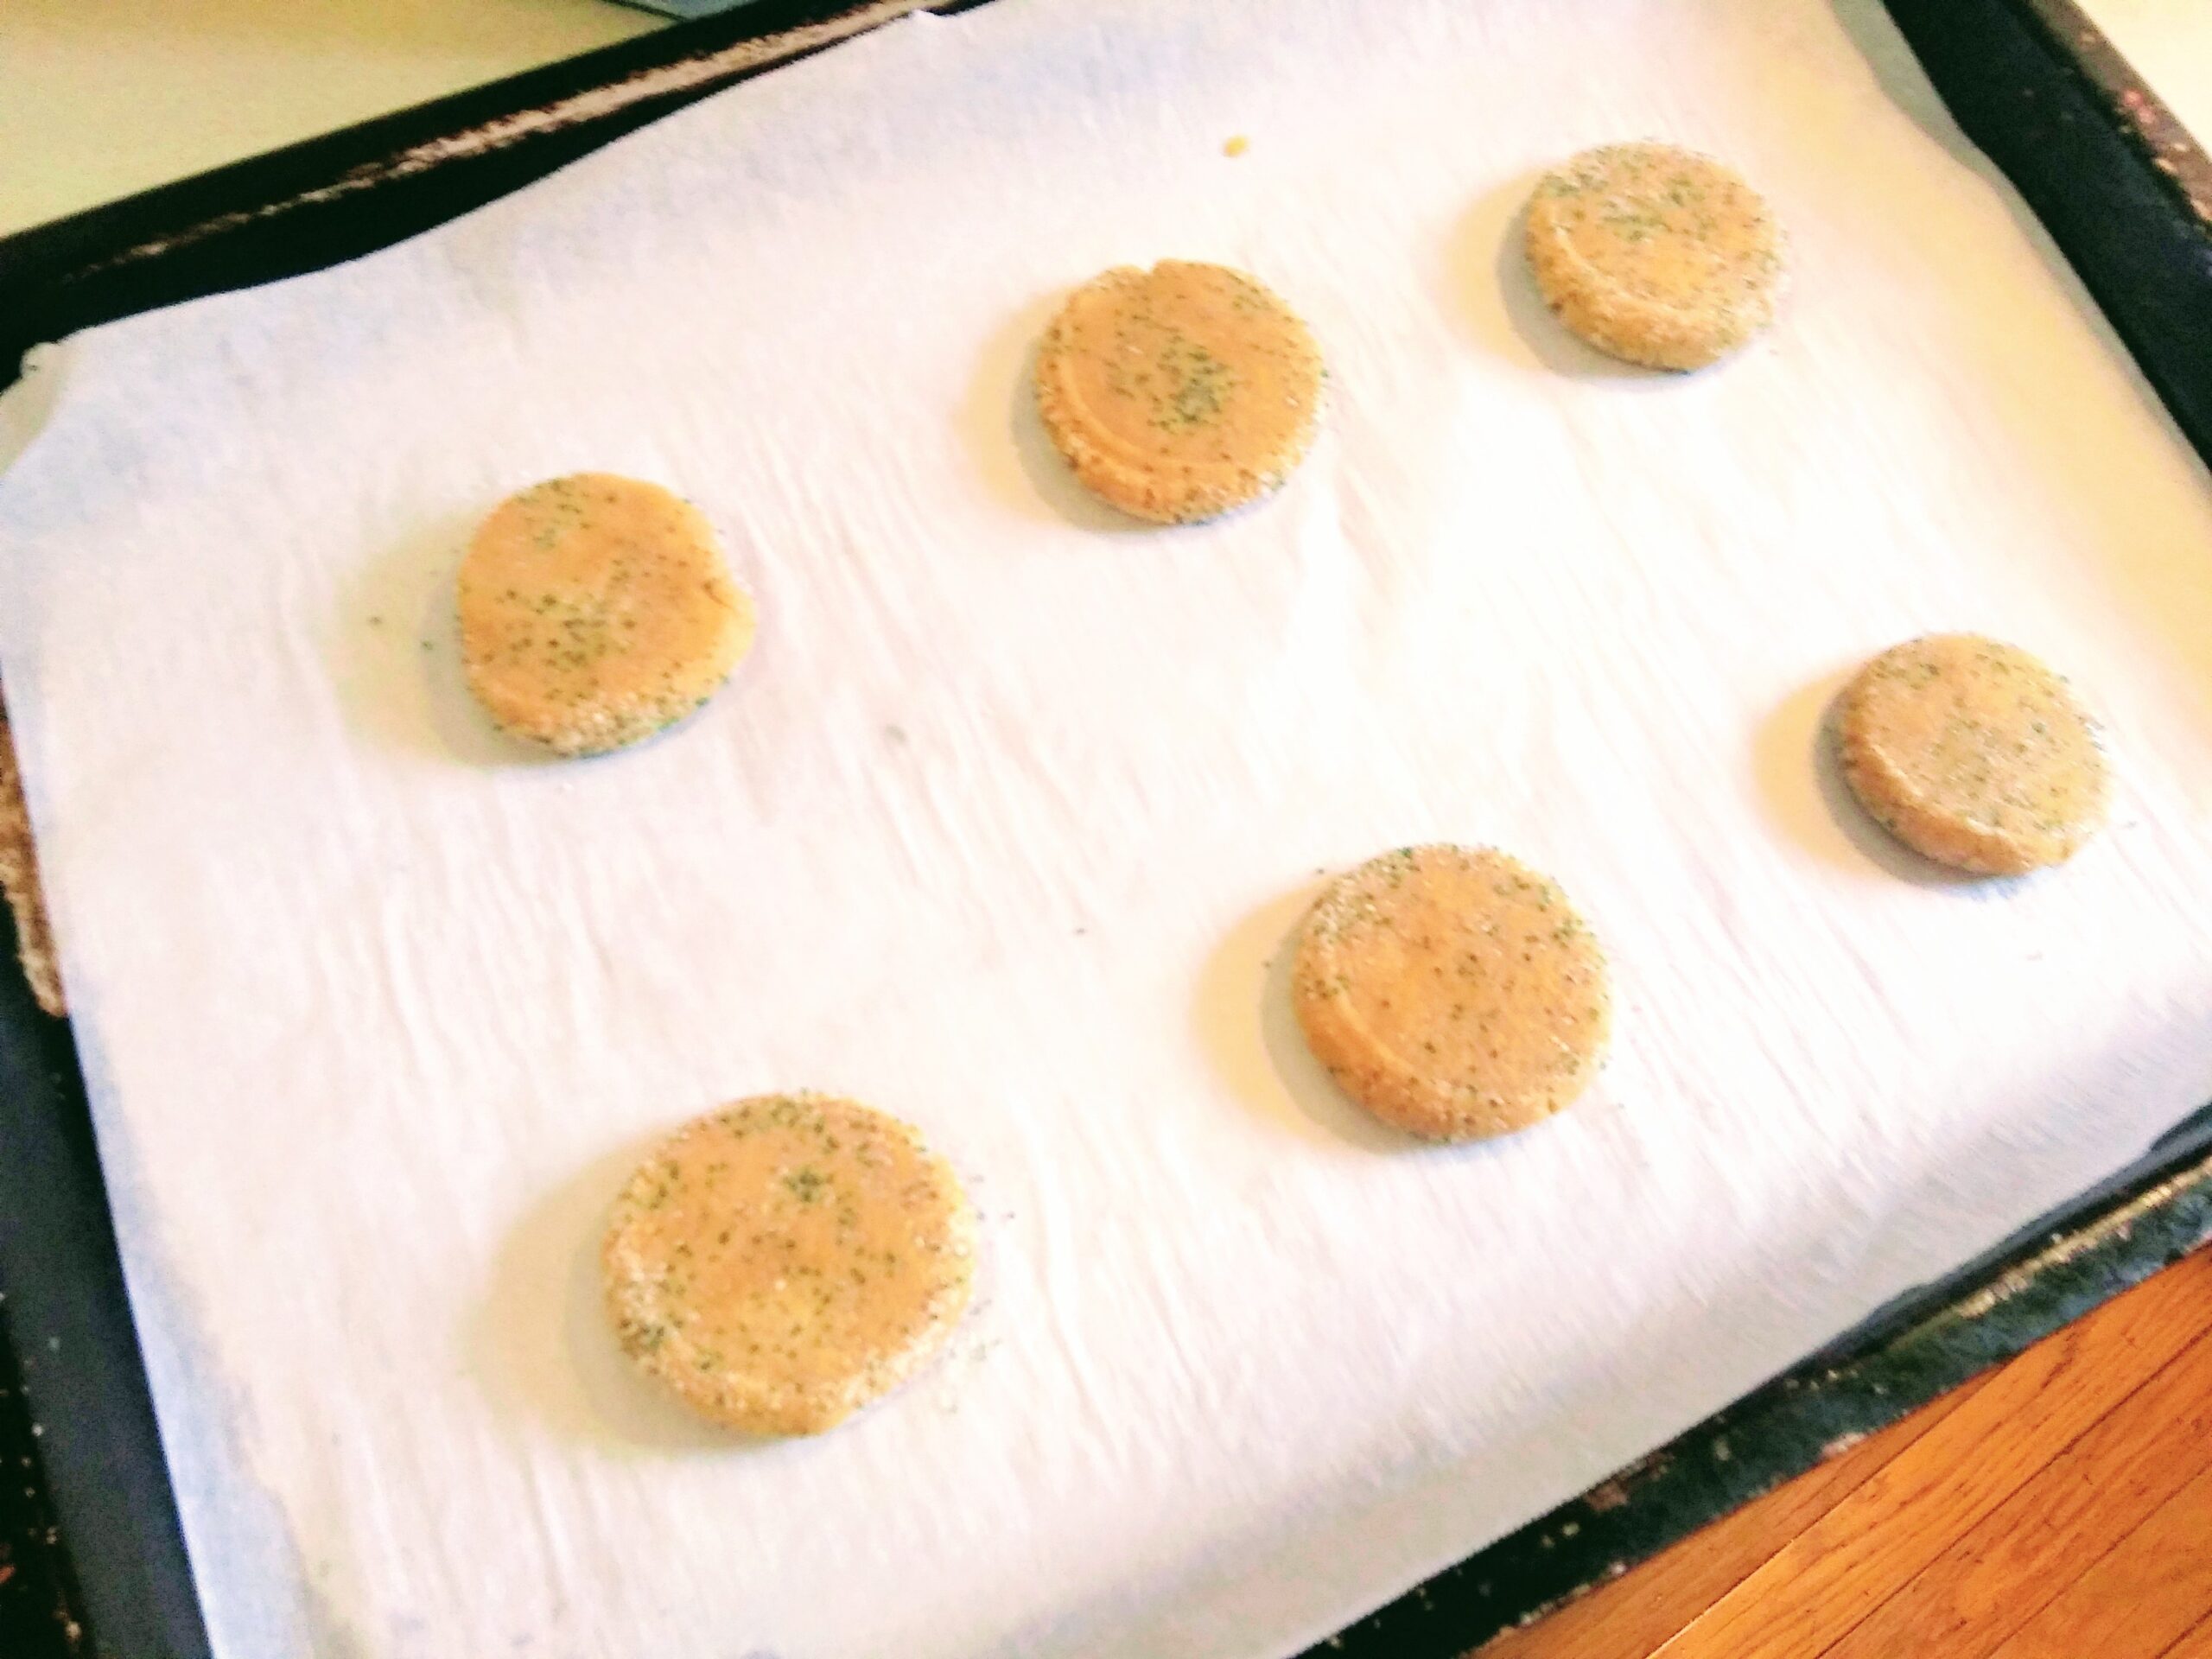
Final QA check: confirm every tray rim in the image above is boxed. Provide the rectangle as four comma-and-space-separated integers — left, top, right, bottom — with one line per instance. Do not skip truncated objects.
2, 1, 2209, 1655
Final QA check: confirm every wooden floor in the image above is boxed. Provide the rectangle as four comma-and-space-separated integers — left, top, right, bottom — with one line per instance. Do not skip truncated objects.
1481, 1245, 2212, 1659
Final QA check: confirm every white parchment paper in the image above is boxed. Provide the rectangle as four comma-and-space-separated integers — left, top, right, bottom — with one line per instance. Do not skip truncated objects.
4, 2, 2212, 1654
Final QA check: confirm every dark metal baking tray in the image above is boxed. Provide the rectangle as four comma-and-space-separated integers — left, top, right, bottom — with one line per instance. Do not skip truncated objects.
1, 1, 2208, 1654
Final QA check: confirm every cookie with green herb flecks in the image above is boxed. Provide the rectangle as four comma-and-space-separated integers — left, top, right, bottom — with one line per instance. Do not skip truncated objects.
1033, 260, 1323, 524
1524, 142, 1784, 371
1292, 845, 1611, 1141
1835, 634, 2109, 875
602, 1094, 975, 1435
458, 474, 753, 756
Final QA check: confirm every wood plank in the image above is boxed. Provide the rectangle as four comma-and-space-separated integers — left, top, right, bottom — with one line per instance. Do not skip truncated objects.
1985, 1463, 2212, 1659
1822, 1321, 2212, 1659
2158, 1616, 2212, 1659
1475, 1372, 1990, 1659
1640, 1249, 2212, 1659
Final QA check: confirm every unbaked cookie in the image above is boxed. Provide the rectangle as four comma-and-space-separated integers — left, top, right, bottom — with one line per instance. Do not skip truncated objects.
1524, 142, 1784, 371
602, 1093, 975, 1435
1292, 845, 1611, 1141
1034, 260, 1324, 524
458, 474, 753, 756
1834, 633, 2109, 875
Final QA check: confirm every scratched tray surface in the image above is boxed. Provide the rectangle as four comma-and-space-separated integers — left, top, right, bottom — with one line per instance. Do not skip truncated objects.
2077, 2, 2212, 139
5, 2, 2212, 1658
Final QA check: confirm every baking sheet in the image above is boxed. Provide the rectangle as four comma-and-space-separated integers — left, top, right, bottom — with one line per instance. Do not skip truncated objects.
3, 0, 2212, 1654
2082, 0, 2212, 137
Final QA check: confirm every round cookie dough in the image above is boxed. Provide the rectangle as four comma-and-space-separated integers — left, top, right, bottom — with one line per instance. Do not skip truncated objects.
459, 474, 754, 756
1034, 259, 1325, 524
1834, 633, 2109, 875
1292, 845, 1611, 1141
602, 1094, 975, 1435
1523, 142, 1784, 371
